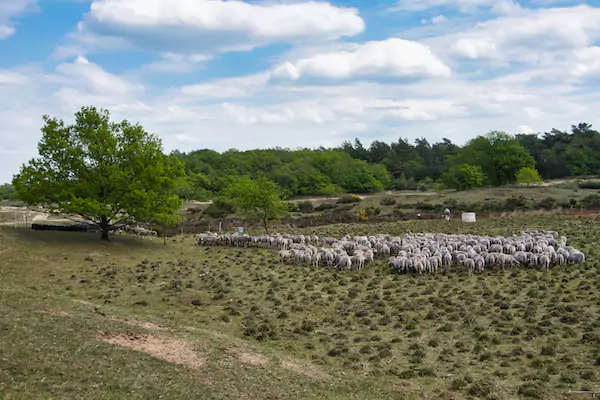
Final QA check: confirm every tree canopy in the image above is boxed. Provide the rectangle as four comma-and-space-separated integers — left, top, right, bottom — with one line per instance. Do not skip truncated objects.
7, 114, 600, 208
224, 175, 288, 234
0, 184, 17, 200
441, 164, 486, 191
451, 131, 536, 186
515, 167, 544, 186
12, 106, 184, 240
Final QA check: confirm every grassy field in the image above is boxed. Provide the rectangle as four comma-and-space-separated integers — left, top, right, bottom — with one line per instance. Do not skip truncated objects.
282, 183, 600, 219
1, 215, 600, 399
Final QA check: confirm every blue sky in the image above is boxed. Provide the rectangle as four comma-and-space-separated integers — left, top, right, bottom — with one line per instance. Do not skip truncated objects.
1, 0, 599, 183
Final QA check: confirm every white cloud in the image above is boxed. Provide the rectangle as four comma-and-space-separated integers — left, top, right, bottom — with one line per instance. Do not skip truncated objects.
432, 14, 448, 23
0, 70, 29, 85
177, 73, 270, 100
65, 0, 364, 55
271, 38, 451, 81
0, 0, 36, 39
570, 47, 600, 78
141, 53, 214, 74
52, 56, 143, 100
440, 5, 600, 64
4, 2, 600, 187
390, 0, 520, 14
516, 124, 536, 133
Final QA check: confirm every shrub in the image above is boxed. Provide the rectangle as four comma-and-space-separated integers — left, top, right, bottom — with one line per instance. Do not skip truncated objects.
314, 203, 337, 212
365, 206, 381, 217
579, 181, 600, 189
468, 381, 495, 397
415, 202, 437, 211
398, 369, 416, 379
297, 201, 314, 213
285, 202, 300, 212
337, 194, 362, 204
504, 195, 532, 211
450, 378, 468, 391
380, 196, 396, 206
580, 194, 600, 209
536, 197, 557, 210
517, 383, 544, 399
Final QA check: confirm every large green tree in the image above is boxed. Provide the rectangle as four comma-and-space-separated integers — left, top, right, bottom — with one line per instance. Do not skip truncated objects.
225, 175, 288, 234
13, 106, 184, 240
454, 131, 535, 186
441, 164, 486, 191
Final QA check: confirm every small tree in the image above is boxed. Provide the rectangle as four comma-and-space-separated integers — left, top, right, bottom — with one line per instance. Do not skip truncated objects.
203, 197, 236, 231
225, 175, 288, 234
12, 106, 184, 240
515, 167, 543, 187
441, 164, 486, 191
152, 210, 185, 246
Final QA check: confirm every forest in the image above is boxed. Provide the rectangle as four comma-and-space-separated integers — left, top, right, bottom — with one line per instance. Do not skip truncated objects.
2, 122, 599, 202
170, 122, 600, 200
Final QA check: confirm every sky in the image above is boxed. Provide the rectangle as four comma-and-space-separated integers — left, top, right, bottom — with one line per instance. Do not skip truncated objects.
1, 0, 599, 183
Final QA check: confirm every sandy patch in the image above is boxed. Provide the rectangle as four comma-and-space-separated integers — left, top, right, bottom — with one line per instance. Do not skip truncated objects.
235, 351, 270, 367
98, 332, 204, 370
281, 360, 329, 380
72, 299, 96, 307
109, 316, 167, 331
35, 307, 72, 317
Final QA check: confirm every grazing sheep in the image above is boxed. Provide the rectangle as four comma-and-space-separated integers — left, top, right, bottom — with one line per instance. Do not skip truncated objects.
193, 229, 583, 275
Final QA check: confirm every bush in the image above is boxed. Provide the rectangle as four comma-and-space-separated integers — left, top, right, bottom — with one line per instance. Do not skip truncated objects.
536, 197, 557, 210
468, 381, 495, 397
579, 181, 600, 189
285, 202, 300, 212
415, 202, 437, 211
504, 195, 532, 211
297, 201, 314, 213
517, 383, 544, 399
337, 194, 362, 204
314, 203, 336, 212
380, 196, 396, 206
365, 206, 381, 217
580, 194, 600, 209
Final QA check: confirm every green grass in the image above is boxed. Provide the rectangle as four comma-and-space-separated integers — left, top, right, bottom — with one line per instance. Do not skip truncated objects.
2, 214, 600, 399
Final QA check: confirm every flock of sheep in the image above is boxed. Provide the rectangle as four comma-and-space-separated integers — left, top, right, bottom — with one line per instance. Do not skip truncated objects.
87, 224, 158, 237
195, 229, 585, 274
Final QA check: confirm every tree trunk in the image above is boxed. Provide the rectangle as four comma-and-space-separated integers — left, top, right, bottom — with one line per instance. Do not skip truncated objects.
100, 216, 110, 241
262, 210, 269, 234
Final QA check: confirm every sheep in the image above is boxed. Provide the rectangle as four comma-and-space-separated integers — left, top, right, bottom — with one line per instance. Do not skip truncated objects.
192, 229, 583, 274
338, 256, 352, 270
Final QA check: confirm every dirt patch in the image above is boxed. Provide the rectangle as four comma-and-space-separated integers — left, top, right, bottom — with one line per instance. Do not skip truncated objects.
72, 299, 96, 307
109, 316, 167, 331
35, 307, 72, 317
98, 332, 204, 370
235, 351, 270, 367
281, 360, 329, 380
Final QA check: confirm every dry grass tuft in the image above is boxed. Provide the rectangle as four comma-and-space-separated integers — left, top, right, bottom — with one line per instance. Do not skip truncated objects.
35, 307, 72, 317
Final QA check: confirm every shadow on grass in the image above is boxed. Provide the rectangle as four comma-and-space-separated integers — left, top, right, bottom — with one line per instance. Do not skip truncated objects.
0, 226, 157, 250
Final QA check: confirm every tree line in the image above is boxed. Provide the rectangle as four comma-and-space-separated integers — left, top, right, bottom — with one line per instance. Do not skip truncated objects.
5, 121, 599, 203
170, 123, 598, 199
7, 106, 600, 238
